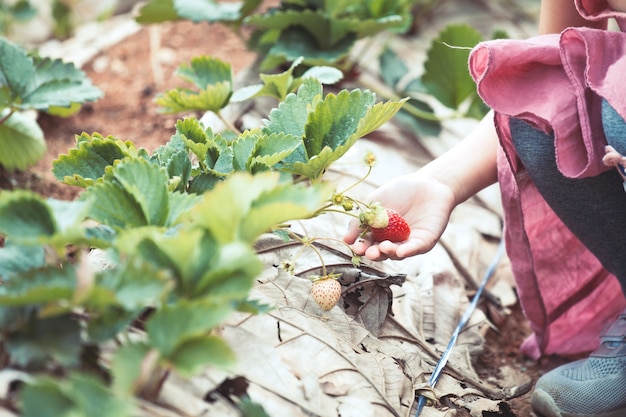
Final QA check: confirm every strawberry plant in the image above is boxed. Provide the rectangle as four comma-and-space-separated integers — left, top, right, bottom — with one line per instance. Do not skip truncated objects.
0, 170, 332, 416
0, 36, 102, 171
133, 1, 497, 138
0, 67, 406, 415
54, 66, 407, 189
136, 0, 422, 71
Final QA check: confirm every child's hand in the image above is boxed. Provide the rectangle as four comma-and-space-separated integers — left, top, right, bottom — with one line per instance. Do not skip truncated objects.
343, 173, 456, 261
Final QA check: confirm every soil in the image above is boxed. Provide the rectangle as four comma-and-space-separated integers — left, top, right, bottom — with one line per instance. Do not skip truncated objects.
0, 10, 577, 417
2, 18, 257, 201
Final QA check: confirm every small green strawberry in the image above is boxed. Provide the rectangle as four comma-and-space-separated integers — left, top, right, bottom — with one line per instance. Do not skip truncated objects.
370, 208, 410, 243
359, 202, 388, 228
310, 274, 342, 311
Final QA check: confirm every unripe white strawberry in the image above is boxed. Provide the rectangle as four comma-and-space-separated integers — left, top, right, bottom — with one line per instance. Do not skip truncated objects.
310, 275, 342, 311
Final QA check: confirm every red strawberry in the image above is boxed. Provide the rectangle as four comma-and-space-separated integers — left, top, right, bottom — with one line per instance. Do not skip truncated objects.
370, 209, 410, 243
310, 275, 342, 311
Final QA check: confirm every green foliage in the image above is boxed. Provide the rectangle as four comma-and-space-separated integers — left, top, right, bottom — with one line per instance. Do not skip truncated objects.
21, 374, 134, 417
377, 23, 499, 137
91, 73, 404, 192
159, 54, 343, 117
0, 109, 46, 171
136, 0, 263, 25
0, 2, 501, 414
0, 58, 403, 412
246, 0, 416, 70
421, 24, 483, 110
51, 132, 140, 187
137, 0, 419, 70
0, 37, 102, 170
0, 171, 326, 415
231, 56, 343, 102
155, 56, 233, 113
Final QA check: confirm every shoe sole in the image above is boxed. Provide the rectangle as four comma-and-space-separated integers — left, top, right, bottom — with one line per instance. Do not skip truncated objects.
531, 389, 626, 417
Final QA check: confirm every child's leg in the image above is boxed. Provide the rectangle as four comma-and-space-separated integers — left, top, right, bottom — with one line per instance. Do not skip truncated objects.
509, 108, 626, 292
509, 100, 626, 417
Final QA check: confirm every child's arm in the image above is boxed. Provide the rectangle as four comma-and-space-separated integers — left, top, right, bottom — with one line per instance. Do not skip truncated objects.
344, 112, 499, 261
539, 0, 608, 34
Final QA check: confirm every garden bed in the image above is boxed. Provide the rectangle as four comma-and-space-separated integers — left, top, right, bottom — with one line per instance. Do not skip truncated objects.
0, 1, 565, 416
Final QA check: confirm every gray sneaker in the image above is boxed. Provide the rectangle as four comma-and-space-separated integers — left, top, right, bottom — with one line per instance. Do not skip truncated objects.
531, 310, 626, 417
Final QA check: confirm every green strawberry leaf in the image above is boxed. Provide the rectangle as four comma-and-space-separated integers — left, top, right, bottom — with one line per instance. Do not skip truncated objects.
155, 83, 232, 113
168, 334, 236, 375
45, 101, 82, 117
116, 227, 223, 299
174, 0, 247, 23
177, 56, 232, 90
287, 90, 407, 180
232, 57, 343, 102
379, 46, 409, 89
194, 241, 262, 297
136, 0, 261, 24
96, 258, 173, 311
232, 132, 258, 170
85, 305, 137, 344
257, 56, 303, 101
189, 171, 331, 243
174, 116, 213, 143
0, 38, 102, 111
303, 88, 375, 157
422, 23, 483, 109
21, 373, 133, 417
7, 314, 82, 368
300, 65, 343, 84
247, 9, 347, 48
0, 37, 36, 101
20, 378, 75, 417
249, 134, 301, 172
0, 264, 76, 307
171, 117, 224, 173
156, 56, 233, 113
80, 158, 171, 229
263, 77, 323, 139
0, 190, 57, 239
111, 158, 170, 225
110, 342, 151, 395
135, 0, 178, 23
0, 240, 45, 280
0, 110, 45, 171
167, 191, 203, 225
262, 27, 355, 70
150, 133, 192, 191
21, 57, 103, 110
188, 172, 221, 194
146, 300, 234, 357
0, 190, 102, 251
52, 132, 138, 187
67, 373, 133, 417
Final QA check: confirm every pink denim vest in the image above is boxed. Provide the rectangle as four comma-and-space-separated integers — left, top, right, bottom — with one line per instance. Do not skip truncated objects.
468, 0, 626, 359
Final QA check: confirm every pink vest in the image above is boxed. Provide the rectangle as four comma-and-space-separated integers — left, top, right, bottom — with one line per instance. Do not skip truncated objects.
468, 0, 626, 358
